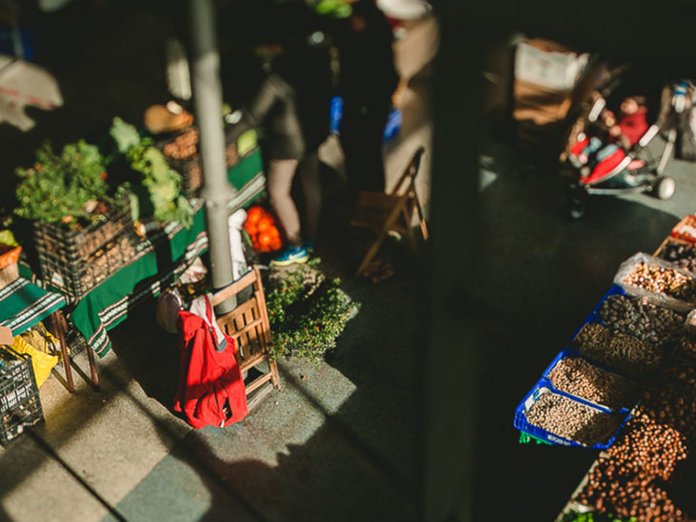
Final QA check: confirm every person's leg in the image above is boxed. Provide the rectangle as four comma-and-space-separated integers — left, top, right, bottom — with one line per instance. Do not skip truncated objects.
298, 150, 321, 244
267, 158, 301, 246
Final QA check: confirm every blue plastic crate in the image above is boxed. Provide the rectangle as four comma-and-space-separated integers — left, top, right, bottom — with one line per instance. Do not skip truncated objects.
542, 347, 641, 410
541, 347, 633, 385
514, 380, 630, 449
569, 284, 627, 340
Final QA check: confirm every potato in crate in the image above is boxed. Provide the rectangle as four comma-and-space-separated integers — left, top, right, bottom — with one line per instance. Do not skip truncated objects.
0, 346, 43, 444
33, 196, 138, 300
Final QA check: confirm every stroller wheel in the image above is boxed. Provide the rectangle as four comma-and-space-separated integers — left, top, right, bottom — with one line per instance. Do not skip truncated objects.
567, 187, 587, 219
652, 176, 676, 201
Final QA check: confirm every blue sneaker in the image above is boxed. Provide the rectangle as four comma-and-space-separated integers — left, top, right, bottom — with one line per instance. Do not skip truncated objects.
270, 245, 309, 266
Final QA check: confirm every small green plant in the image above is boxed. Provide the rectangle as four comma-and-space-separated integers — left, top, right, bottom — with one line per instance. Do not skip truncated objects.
14, 140, 110, 225
265, 259, 358, 362
109, 117, 193, 228
561, 512, 637, 522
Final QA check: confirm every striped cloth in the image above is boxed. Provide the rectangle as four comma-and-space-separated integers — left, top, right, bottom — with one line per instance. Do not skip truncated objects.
68, 147, 265, 358
0, 277, 66, 335
69, 203, 208, 358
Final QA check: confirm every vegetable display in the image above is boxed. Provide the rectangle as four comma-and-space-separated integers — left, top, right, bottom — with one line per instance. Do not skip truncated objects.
109, 117, 193, 228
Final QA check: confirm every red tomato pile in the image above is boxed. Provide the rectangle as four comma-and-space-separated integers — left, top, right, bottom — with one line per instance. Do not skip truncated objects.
245, 206, 284, 253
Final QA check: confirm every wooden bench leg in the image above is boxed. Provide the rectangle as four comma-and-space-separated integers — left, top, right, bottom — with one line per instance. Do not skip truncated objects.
49, 311, 74, 393
50, 311, 99, 391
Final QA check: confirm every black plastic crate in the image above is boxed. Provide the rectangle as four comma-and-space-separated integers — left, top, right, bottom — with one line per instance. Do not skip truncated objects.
33, 197, 138, 300
0, 346, 43, 444
38, 232, 138, 300
33, 196, 133, 261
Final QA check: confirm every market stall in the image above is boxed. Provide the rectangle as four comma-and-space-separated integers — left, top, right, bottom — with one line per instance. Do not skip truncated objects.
52, 144, 265, 356
515, 214, 696, 520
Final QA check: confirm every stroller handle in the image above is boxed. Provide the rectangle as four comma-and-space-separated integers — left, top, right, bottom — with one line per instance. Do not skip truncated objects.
638, 124, 660, 149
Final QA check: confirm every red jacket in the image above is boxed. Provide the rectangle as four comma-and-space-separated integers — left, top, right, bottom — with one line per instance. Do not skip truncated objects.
173, 296, 248, 428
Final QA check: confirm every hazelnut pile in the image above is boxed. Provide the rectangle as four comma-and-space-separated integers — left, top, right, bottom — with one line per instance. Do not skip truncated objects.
575, 414, 688, 520
547, 357, 638, 410
573, 322, 663, 377
525, 391, 624, 447
225, 142, 239, 167
163, 128, 199, 160
598, 294, 684, 346
638, 356, 696, 441
623, 261, 696, 302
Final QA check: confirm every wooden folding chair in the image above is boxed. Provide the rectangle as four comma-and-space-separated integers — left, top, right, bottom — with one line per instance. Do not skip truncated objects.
350, 146, 429, 277
211, 265, 281, 410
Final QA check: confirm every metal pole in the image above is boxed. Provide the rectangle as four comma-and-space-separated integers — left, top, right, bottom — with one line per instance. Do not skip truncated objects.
188, 0, 237, 314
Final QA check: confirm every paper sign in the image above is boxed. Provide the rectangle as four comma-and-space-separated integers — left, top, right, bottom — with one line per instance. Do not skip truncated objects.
0, 326, 13, 346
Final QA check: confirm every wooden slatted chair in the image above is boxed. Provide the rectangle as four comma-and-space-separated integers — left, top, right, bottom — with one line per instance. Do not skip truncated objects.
211, 265, 281, 410
350, 146, 429, 276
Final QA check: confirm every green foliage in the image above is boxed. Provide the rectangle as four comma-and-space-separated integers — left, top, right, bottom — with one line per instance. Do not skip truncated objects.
109, 117, 193, 228
561, 512, 637, 522
110, 116, 142, 154
265, 259, 358, 362
14, 140, 110, 225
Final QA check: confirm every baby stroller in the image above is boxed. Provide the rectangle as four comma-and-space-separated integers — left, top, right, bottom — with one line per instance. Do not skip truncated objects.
562, 80, 695, 218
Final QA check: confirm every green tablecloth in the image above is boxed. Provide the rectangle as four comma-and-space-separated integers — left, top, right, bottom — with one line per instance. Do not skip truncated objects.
70, 205, 207, 357
0, 278, 66, 336
70, 147, 265, 357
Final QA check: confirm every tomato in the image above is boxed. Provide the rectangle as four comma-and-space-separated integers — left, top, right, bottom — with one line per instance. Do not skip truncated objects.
270, 237, 283, 251
257, 231, 274, 252
245, 222, 258, 236
256, 217, 273, 233
246, 206, 264, 224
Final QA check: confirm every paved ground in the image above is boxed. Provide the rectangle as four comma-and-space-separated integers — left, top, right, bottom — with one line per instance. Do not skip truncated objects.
0, 2, 433, 522
2, 2, 696, 521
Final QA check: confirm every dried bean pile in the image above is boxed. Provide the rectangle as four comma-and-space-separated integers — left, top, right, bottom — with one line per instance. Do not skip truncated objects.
547, 357, 638, 410
623, 260, 696, 302
599, 294, 684, 346
525, 391, 624, 447
573, 322, 663, 376
575, 414, 688, 520
658, 239, 696, 273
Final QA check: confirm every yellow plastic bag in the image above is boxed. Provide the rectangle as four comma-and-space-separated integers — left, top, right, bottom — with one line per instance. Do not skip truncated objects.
11, 332, 58, 387
21, 322, 65, 359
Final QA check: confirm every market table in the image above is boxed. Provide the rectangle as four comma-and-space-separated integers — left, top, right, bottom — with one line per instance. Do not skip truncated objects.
0, 276, 88, 392
68, 146, 265, 358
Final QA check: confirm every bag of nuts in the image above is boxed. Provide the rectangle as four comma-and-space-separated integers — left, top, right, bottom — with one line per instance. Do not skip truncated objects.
614, 253, 696, 313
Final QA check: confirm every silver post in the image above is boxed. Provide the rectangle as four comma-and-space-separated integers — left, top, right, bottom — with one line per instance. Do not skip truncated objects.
188, 0, 237, 314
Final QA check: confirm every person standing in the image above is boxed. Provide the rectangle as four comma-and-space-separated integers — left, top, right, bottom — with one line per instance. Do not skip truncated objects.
224, 0, 333, 265
331, 0, 399, 197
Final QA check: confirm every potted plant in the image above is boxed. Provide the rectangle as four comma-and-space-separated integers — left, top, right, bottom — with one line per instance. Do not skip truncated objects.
14, 140, 112, 228
265, 260, 359, 362
14, 140, 137, 299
